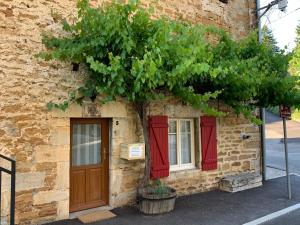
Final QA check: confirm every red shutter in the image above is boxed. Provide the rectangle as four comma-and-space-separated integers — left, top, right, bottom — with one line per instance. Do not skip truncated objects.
149, 116, 169, 179
201, 116, 217, 171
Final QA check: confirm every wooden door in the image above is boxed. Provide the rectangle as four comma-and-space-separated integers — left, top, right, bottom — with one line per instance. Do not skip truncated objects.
70, 119, 109, 212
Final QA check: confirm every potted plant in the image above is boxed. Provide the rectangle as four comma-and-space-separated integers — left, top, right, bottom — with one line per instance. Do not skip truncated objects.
138, 180, 176, 215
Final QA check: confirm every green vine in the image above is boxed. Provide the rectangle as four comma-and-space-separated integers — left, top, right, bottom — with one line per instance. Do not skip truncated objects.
38, 0, 300, 123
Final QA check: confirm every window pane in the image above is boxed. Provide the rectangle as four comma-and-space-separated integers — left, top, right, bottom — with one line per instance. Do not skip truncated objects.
180, 120, 191, 133
169, 120, 177, 133
72, 123, 101, 166
168, 121, 177, 165
181, 121, 191, 164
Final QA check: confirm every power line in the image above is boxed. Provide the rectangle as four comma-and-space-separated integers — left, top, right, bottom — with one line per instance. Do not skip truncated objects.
268, 7, 300, 24
256, 0, 288, 20
263, 8, 276, 29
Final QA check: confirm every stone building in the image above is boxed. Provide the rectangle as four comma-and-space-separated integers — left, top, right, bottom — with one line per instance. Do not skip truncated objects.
0, 0, 260, 224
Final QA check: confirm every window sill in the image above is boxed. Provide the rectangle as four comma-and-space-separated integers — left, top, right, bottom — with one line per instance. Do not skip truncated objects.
170, 165, 197, 172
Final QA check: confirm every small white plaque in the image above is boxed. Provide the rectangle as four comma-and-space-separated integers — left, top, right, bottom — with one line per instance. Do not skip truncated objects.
129, 144, 143, 158
120, 143, 145, 160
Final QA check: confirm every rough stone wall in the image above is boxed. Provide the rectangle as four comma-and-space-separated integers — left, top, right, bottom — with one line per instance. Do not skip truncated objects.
148, 100, 261, 194
0, 0, 257, 224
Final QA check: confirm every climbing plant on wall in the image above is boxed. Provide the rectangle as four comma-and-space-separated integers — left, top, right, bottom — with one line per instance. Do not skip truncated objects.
37, 0, 300, 185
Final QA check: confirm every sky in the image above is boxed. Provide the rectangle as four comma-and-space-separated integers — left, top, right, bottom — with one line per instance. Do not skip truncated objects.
261, 0, 300, 51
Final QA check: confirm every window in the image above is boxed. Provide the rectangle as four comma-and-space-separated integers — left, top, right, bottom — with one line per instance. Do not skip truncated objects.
168, 119, 195, 171
72, 122, 101, 166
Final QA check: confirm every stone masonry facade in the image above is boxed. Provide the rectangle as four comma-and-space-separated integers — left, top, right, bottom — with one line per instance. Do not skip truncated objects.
0, 0, 259, 224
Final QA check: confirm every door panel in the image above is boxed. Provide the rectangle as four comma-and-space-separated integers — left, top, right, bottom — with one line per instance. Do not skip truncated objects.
70, 170, 86, 206
70, 119, 109, 212
86, 167, 102, 202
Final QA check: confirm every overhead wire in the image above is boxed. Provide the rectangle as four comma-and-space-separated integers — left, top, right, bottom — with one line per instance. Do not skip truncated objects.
262, 7, 276, 29
269, 7, 300, 24
260, 3, 300, 50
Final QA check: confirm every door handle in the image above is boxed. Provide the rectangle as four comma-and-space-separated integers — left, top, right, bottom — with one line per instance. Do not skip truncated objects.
103, 147, 107, 161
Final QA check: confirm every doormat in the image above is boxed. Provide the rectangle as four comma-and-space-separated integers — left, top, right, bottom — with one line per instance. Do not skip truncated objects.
78, 210, 116, 223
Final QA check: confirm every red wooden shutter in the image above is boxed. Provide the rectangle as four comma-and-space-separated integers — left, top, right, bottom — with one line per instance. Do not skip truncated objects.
149, 116, 169, 179
201, 116, 217, 171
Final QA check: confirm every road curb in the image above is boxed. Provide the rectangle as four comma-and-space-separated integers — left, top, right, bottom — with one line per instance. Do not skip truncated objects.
280, 138, 300, 143
243, 203, 300, 225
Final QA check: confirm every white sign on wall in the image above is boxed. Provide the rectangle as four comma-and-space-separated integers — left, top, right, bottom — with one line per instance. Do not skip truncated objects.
120, 143, 145, 160
129, 144, 144, 158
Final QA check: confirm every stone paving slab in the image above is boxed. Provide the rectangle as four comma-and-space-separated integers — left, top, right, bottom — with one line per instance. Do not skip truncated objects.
46, 175, 300, 225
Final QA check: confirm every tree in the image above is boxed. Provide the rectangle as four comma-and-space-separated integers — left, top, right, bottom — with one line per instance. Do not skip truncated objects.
37, 0, 300, 186
290, 24, 300, 76
39, 0, 222, 185
288, 24, 300, 120
262, 25, 280, 53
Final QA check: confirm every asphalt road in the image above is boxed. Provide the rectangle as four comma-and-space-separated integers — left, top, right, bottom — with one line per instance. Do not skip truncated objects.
46, 176, 300, 225
265, 111, 300, 177
264, 112, 300, 225
262, 208, 300, 225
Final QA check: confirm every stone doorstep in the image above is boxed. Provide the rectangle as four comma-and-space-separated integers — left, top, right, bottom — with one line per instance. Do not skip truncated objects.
219, 172, 263, 193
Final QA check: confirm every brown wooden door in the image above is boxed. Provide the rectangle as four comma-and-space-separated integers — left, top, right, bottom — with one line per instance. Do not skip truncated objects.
70, 119, 109, 212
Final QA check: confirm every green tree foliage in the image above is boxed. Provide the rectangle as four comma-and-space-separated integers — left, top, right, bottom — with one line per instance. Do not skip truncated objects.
40, 0, 222, 115
191, 30, 299, 120
290, 24, 300, 76
289, 24, 300, 120
37, 0, 300, 183
262, 25, 280, 53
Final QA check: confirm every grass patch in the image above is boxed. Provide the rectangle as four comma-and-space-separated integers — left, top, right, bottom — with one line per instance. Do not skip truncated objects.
292, 109, 300, 122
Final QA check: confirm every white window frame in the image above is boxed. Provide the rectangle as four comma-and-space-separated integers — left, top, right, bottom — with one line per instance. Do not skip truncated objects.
168, 119, 195, 171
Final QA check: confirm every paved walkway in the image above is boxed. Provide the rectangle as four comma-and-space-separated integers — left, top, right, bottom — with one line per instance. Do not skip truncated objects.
47, 176, 300, 225
265, 111, 300, 139
265, 111, 300, 179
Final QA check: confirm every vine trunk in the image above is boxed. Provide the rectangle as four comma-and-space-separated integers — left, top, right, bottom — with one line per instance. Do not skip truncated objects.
134, 102, 151, 192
